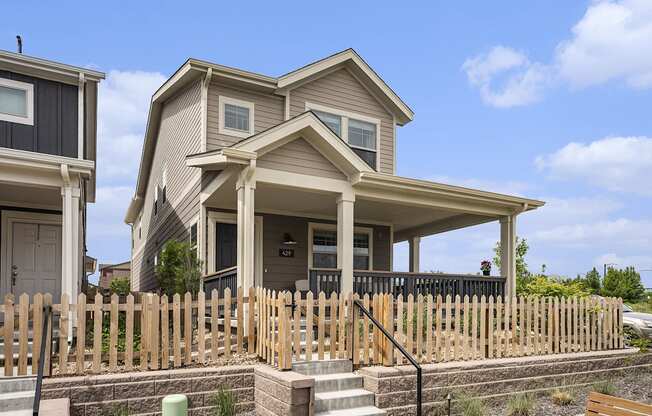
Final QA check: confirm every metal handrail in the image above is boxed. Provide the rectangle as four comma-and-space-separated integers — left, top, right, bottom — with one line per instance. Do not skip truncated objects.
352, 299, 422, 416
33, 305, 52, 416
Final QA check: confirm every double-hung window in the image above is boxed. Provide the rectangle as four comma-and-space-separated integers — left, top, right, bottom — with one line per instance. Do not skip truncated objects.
307, 103, 379, 170
219, 96, 254, 138
0, 78, 34, 125
309, 224, 373, 271
312, 230, 337, 269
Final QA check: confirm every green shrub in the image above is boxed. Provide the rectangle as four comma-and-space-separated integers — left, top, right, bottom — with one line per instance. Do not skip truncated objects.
522, 276, 589, 298
506, 393, 535, 416
550, 389, 574, 406
592, 380, 616, 396
602, 267, 646, 303
631, 338, 651, 353
156, 240, 202, 296
109, 277, 131, 295
210, 388, 235, 416
456, 395, 486, 416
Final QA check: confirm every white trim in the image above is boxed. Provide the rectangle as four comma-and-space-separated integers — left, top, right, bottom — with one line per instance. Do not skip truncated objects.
284, 90, 290, 121
254, 207, 392, 227
0, 146, 95, 173
0, 77, 34, 126
77, 74, 85, 158
1, 210, 62, 299
307, 222, 373, 271
0, 50, 105, 83
218, 95, 255, 139
200, 68, 213, 153
305, 101, 381, 169
206, 211, 263, 283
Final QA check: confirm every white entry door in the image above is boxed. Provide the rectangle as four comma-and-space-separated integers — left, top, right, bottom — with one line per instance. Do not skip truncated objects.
11, 222, 62, 299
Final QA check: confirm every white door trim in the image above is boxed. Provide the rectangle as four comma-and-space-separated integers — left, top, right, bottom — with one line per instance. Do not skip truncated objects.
1, 210, 62, 298
206, 211, 263, 286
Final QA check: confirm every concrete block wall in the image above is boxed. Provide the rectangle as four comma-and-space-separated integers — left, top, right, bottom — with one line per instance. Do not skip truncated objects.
254, 366, 314, 416
360, 350, 652, 416
41, 366, 255, 416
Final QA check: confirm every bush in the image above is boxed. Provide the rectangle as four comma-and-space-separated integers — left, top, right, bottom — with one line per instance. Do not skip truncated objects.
592, 380, 616, 396
551, 389, 574, 406
506, 393, 535, 416
210, 388, 235, 416
456, 395, 486, 416
156, 240, 202, 296
521, 276, 589, 298
109, 277, 131, 296
602, 267, 646, 303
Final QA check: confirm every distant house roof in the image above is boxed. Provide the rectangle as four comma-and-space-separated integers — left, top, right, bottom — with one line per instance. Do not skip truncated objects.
99, 261, 131, 272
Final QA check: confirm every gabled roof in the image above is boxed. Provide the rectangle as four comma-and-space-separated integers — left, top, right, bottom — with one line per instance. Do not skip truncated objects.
186, 111, 374, 177
277, 49, 413, 125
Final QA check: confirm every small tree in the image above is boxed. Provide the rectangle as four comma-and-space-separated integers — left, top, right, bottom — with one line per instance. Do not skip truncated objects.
156, 240, 202, 296
602, 266, 645, 302
583, 267, 602, 294
109, 277, 131, 296
493, 237, 532, 293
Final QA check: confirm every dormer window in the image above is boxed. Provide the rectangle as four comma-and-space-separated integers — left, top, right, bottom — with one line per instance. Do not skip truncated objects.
0, 78, 34, 126
307, 102, 380, 170
219, 96, 255, 138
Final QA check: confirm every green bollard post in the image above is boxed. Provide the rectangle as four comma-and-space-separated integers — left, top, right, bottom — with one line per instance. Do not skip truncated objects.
162, 394, 188, 416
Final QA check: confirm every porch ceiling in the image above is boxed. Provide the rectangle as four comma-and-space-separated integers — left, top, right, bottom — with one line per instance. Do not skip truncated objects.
0, 182, 62, 209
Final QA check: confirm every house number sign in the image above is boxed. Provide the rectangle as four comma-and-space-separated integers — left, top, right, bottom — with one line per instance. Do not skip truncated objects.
279, 248, 295, 257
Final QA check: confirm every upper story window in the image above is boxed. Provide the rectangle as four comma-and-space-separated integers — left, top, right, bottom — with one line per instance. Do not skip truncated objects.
161, 167, 168, 204
306, 102, 379, 170
189, 222, 198, 251
153, 185, 159, 216
0, 78, 34, 126
219, 96, 255, 138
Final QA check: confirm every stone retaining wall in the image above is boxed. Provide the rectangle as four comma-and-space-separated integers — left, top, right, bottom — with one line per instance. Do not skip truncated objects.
254, 366, 314, 416
41, 366, 255, 416
360, 350, 652, 416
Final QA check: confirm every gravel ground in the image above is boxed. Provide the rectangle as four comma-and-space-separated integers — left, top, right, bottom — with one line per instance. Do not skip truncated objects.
485, 372, 652, 415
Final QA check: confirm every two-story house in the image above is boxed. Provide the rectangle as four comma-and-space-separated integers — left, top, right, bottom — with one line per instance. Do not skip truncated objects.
0, 49, 104, 305
125, 49, 543, 298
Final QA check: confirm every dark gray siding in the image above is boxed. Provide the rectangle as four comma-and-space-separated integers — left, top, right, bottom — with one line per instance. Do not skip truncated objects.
0, 70, 78, 157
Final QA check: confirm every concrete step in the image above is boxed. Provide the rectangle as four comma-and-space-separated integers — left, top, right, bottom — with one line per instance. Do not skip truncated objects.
0, 410, 33, 416
293, 359, 352, 376
316, 406, 387, 416
0, 391, 35, 412
314, 373, 363, 393
0, 377, 36, 394
315, 388, 375, 412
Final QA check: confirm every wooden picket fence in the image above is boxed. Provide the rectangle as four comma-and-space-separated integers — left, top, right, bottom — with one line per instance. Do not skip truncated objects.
0, 289, 624, 376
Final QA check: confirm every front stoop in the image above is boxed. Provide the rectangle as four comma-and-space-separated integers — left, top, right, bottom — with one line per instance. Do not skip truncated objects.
0, 376, 36, 416
293, 360, 386, 416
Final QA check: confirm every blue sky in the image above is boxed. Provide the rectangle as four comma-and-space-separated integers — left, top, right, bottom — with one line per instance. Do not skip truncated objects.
3, 0, 651, 286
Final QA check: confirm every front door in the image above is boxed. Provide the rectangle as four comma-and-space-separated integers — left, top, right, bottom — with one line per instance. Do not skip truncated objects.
11, 222, 62, 299
216, 222, 237, 271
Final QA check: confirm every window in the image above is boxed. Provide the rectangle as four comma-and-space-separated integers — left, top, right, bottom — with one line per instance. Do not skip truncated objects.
161, 168, 167, 204
0, 78, 34, 125
138, 216, 142, 240
353, 233, 370, 270
153, 186, 159, 216
312, 230, 337, 269
153, 254, 158, 267
312, 110, 341, 136
306, 102, 380, 170
309, 223, 373, 270
218, 96, 254, 138
190, 222, 198, 250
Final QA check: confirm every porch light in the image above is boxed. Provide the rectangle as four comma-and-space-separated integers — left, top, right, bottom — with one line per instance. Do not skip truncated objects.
282, 233, 297, 245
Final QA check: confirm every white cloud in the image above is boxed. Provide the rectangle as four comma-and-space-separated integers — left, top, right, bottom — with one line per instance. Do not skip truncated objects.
535, 136, 652, 195
464, 1, 652, 106
87, 186, 134, 238
556, 0, 652, 89
594, 253, 652, 269
462, 46, 550, 108
97, 70, 166, 181
531, 218, 652, 247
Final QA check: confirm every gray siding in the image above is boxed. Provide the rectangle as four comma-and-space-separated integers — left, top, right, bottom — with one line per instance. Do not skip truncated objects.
206, 81, 284, 150
262, 213, 391, 292
0, 70, 78, 158
289, 68, 395, 174
257, 138, 346, 180
131, 81, 202, 291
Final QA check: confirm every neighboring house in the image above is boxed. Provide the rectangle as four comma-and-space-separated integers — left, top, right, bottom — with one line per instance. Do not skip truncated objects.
98, 260, 131, 289
0, 49, 104, 305
125, 49, 543, 297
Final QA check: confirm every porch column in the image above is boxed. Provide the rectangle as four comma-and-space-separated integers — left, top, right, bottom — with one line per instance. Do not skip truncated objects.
500, 214, 517, 299
237, 163, 256, 291
337, 194, 355, 294
408, 236, 421, 273
61, 175, 81, 305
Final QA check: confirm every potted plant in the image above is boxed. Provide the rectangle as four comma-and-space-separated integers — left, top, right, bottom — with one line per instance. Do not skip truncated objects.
480, 260, 492, 276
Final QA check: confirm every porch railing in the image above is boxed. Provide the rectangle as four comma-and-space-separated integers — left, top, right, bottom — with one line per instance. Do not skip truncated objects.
203, 266, 237, 299
308, 269, 506, 299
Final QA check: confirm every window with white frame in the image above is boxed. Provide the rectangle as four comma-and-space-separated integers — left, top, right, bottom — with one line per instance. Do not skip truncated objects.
306, 103, 379, 170
161, 167, 167, 204
0, 78, 34, 125
153, 185, 159, 216
218, 96, 254, 138
189, 222, 198, 251
309, 224, 373, 270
